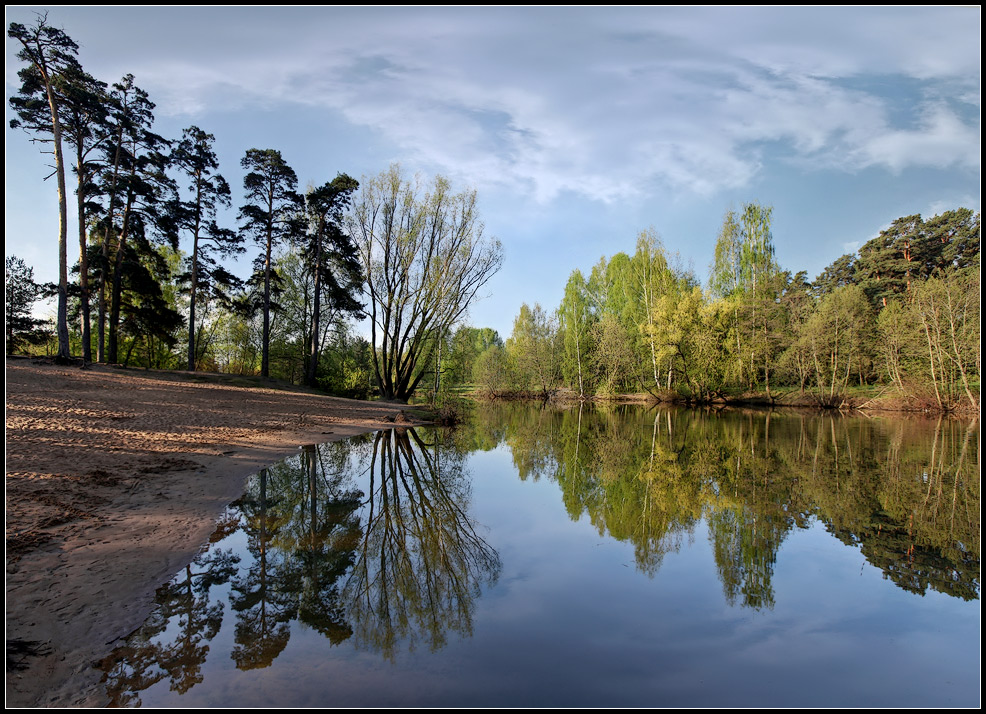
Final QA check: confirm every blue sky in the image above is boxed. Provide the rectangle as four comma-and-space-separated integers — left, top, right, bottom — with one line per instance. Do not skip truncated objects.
5, 6, 980, 339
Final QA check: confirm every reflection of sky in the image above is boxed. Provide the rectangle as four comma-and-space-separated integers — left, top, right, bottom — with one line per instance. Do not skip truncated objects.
108, 422, 981, 708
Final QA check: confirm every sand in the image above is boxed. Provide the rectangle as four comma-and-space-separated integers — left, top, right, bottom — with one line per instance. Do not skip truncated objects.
5, 358, 424, 707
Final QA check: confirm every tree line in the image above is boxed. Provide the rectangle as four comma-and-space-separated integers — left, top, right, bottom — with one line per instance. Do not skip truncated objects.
471, 205, 979, 412
7, 14, 502, 402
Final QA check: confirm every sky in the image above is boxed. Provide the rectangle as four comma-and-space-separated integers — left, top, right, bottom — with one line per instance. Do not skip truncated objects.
5, 6, 981, 340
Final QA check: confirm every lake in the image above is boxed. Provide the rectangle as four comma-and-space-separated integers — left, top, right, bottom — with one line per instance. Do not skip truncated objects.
100, 404, 980, 707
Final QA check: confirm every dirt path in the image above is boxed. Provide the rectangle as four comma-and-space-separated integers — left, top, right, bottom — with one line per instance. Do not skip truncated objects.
5, 359, 422, 707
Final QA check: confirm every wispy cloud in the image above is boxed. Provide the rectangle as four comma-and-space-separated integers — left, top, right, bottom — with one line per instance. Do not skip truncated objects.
10, 7, 981, 204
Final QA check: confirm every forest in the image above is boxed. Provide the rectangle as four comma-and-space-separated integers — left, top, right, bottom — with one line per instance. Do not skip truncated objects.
6, 15, 981, 413
484, 205, 980, 413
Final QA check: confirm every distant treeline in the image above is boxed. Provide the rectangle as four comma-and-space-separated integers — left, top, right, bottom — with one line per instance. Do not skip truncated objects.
460, 205, 980, 413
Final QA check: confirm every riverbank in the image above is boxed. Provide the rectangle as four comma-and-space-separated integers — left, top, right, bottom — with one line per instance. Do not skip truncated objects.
5, 358, 427, 707
476, 385, 979, 415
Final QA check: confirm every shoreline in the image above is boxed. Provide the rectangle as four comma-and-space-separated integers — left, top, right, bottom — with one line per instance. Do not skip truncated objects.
474, 387, 980, 416
5, 359, 426, 707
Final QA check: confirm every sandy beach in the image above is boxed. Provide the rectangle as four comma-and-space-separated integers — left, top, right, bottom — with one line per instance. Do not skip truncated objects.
5, 358, 423, 707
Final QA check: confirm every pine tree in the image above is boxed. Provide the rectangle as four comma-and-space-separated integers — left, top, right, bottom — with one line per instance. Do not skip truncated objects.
239, 149, 303, 378
172, 126, 243, 371
8, 15, 83, 361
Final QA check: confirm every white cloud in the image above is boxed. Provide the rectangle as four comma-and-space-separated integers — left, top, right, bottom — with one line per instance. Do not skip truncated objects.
7, 7, 981, 205
850, 104, 981, 173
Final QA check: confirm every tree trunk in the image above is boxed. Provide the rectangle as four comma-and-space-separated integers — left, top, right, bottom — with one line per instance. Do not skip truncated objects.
42, 61, 71, 361
76, 156, 91, 362
187, 173, 203, 371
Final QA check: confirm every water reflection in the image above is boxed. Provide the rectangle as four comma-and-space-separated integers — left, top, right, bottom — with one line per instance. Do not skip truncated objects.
467, 403, 979, 605
345, 428, 501, 658
100, 406, 979, 706
101, 427, 500, 706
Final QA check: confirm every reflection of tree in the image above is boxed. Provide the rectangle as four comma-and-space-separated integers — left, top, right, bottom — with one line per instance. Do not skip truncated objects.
100, 514, 241, 706
280, 444, 362, 644
102, 428, 501, 703
228, 441, 366, 667
343, 428, 501, 659
818, 417, 980, 600
708, 508, 779, 610
229, 467, 296, 669
473, 402, 978, 607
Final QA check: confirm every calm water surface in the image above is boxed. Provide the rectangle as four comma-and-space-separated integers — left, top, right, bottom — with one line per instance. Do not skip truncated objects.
101, 404, 980, 707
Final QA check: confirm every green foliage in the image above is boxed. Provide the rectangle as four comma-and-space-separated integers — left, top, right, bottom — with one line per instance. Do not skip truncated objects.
171, 125, 242, 371
316, 328, 374, 399
591, 312, 636, 395
875, 300, 922, 393
911, 263, 980, 410
812, 253, 857, 299
301, 174, 363, 387
854, 210, 981, 309
349, 164, 503, 402
239, 148, 303, 378
472, 344, 512, 398
709, 208, 742, 299
9, 15, 85, 361
5, 256, 51, 355
802, 284, 874, 402
506, 303, 560, 398
442, 326, 503, 387
558, 270, 597, 398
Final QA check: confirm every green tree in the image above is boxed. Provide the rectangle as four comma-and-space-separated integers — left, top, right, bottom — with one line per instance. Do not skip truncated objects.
778, 271, 817, 392
301, 175, 363, 387
592, 312, 637, 395
709, 208, 743, 300
558, 270, 597, 398
472, 343, 512, 398
856, 214, 924, 308
631, 230, 679, 393
92, 74, 175, 365
172, 126, 243, 371
60, 67, 110, 363
115, 243, 183, 369
238, 148, 303, 378
812, 253, 857, 299
8, 15, 83, 361
586, 253, 647, 394
875, 299, 921, 393
5, 256, 49, 355
804, 284, 874, 403
912, 265, 980, 410
736, 202, 782, 392
94, 74, 148, 361
348, 164, 503, 402
442, 326, 502, 388
11, 62, 110, 362
507, 303, 560, 399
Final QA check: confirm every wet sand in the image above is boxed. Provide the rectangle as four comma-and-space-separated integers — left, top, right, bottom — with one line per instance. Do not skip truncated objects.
5, 359, 422, 707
